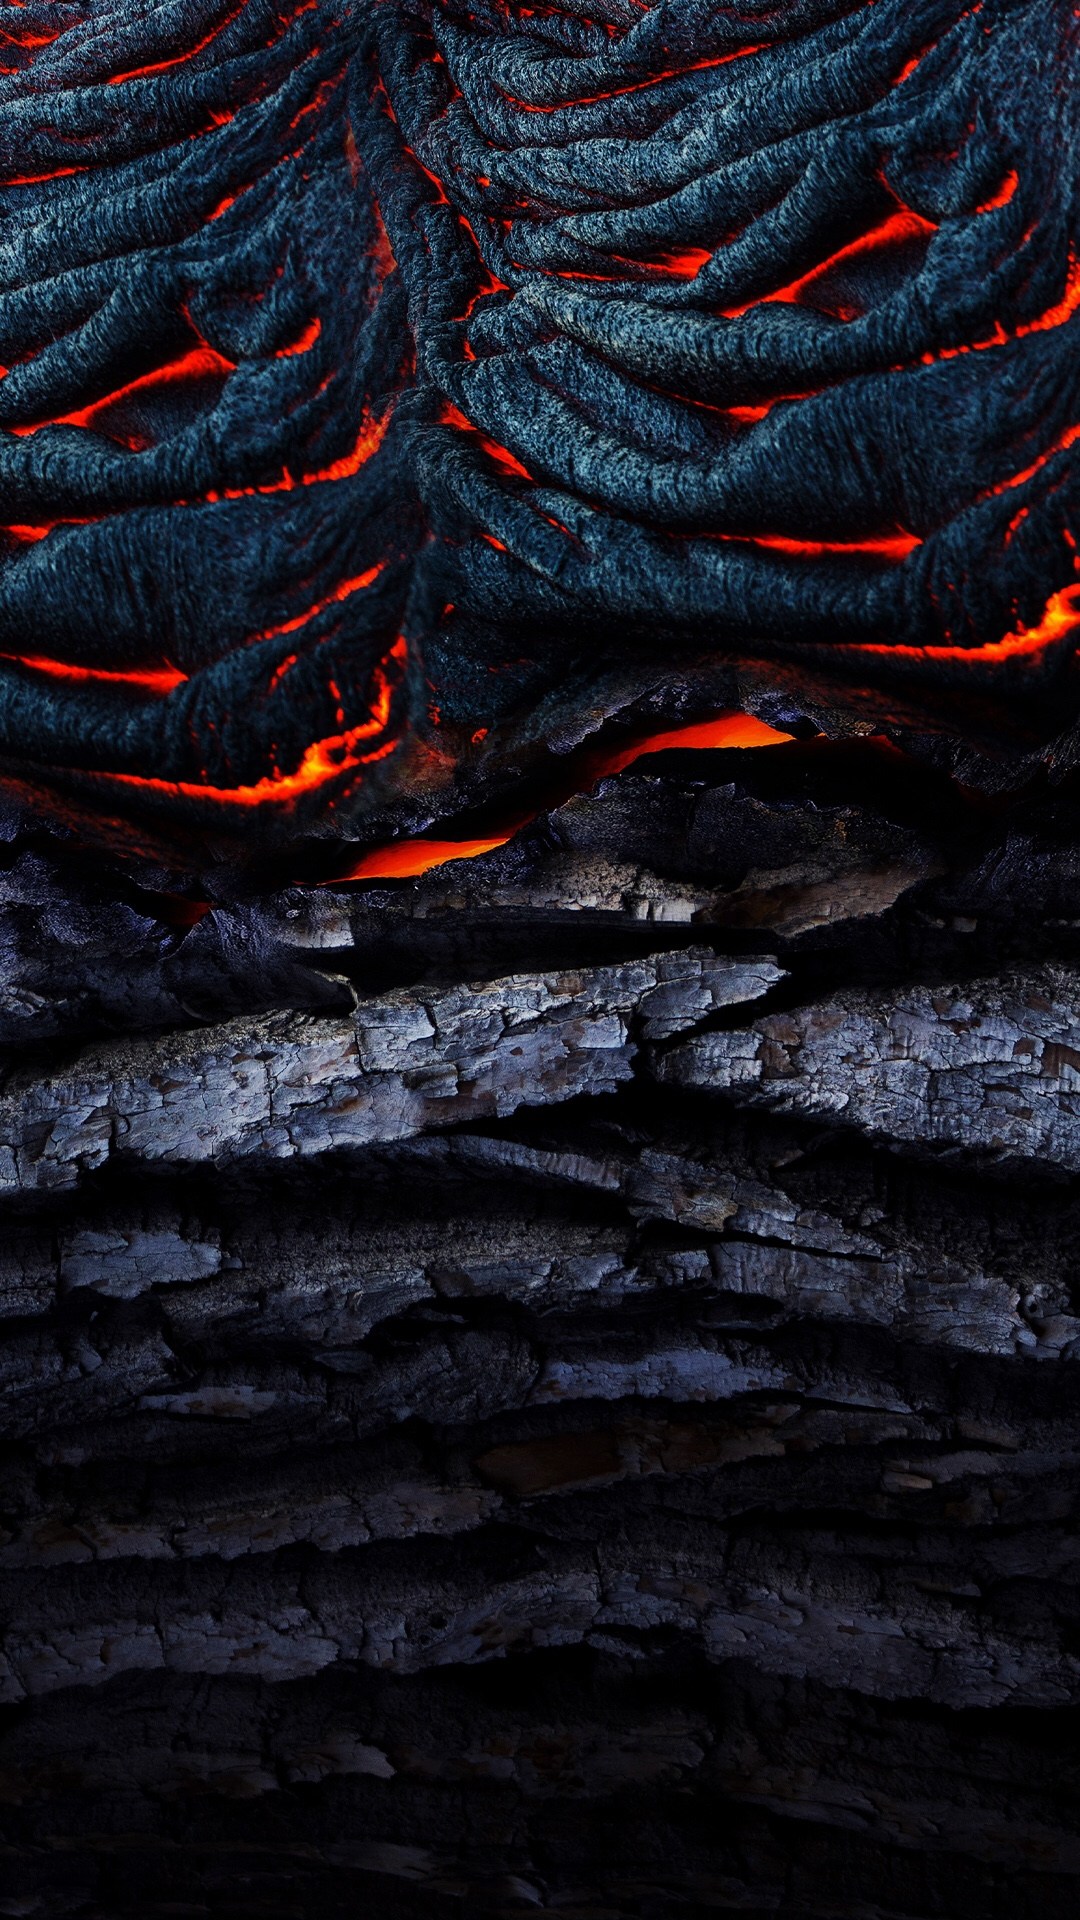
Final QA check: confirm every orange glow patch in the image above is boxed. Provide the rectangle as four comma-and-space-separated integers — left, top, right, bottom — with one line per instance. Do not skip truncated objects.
583, 711, 792, 783
1, 519, 97, 541
724, 393, 819, 424
441, 401, 533, 479
10, 346, 236, 439
208, 190, 246, 222
1014, 250, 1080, 338
848, 582, 1080, 667
922, 249, 1080, 365
275, 316, 322, 357
267, 651, 299, 692
2, 166, 86, 186
89, 637, 409, 808
248, 564, 386, 644
982, 421, 1080, 502
304, 409, 393, 483
331, 711, 792, 885
502, 47, 771, 115
342, 831, 519, 881
650, 247, 714, 280
975, 170, 1019, 214
289, 69, 345, 132
721, 531, 921, 561
204, 405, 393, 500
895, 50, 931, 85
0, 23, 64, 49
0, 654, 187, 693
108, 0, 249, 84
409, 151, 450, 205
722, 208, 937, 319
893, 3, 984, 88
368, 199, 398, 294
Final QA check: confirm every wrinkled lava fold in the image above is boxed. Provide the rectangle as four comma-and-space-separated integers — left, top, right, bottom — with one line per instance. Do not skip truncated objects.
0, 0, 1076, 844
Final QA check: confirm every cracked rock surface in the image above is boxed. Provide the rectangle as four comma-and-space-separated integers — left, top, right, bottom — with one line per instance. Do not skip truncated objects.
4, 735, 1080, 1915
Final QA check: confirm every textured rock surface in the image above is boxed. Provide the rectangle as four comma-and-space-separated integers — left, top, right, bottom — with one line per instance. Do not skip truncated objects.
2, 3, 1078, 1909
4, 736, 1080, 1914
0, 0, 1076, 850
660, 968, 1080, 1171
0, 946, 781, 1193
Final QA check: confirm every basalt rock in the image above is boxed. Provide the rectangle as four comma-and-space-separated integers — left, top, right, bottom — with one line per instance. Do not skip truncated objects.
2, 6, 1079, 1916
0, 1, 1075, 858
2, 741, 1080, 1914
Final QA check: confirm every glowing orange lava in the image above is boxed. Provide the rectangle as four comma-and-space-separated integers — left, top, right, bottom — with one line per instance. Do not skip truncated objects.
247, 564, 386, 644
275, 316, 322, 357
715, 531, 921, 561
722, 208, 937, 320
974, 170, 1019, 215
1, 519, 97, 541
848, 582, 1080, 667
440, 401, 534, 479
502, 47, 771, 115
649, 247, 715, 281
582, 711, 791, 782
330, 710, 792, 885
204, 405, 393, 500
108, 0, 250, 85
10, 347, 236, 440
88, 637, 409, 808
921, 249, 1080, 365
0, 654, 187, 693
343, 830, 522, 881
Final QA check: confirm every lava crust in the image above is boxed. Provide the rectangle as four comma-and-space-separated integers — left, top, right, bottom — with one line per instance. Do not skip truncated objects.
0, 0, 1076, 852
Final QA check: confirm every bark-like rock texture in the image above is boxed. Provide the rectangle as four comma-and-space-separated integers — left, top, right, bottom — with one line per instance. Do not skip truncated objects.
4, 730, 1080, 1916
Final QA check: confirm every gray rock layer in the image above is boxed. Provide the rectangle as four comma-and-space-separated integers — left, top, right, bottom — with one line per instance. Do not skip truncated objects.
4, 746, 1080, 1917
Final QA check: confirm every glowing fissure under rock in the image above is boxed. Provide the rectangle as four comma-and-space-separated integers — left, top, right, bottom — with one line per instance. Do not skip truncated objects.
89, 636, 409, 810
336, 712, 792, 884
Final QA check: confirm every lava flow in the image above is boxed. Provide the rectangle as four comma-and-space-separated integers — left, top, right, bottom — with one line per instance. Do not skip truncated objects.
0, 0, 1072, 856
332, 712, 792, 884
